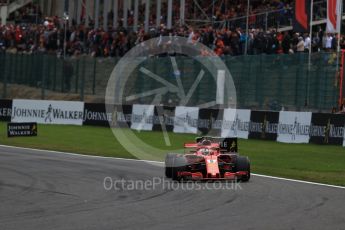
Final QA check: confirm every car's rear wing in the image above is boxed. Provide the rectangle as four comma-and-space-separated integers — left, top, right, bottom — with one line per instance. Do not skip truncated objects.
184, 143, 198, 148
184, 143, 220, 148
195, 137, 238, 153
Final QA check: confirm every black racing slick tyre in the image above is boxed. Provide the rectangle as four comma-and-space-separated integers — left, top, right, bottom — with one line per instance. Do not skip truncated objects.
165, 153, 176, 178
235, 156, 250, 182
165, 153, 187, 181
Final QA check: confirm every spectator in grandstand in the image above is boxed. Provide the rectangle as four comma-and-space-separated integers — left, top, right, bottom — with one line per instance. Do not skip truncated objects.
324, 33, 333, 50
275, 31, 284, 54
281, 31, 291, 54
0, 0, 340, 59
311, 32, 321, 52
341, 35, 345, 50
214, 34, 225, 56
304, 33, 311, 52
252, 29, 273, 54
296, 37, 305, 52
2, 21, 340, 58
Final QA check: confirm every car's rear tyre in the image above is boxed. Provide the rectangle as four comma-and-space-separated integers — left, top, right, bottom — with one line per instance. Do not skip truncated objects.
165, 153, 187, 181
165, 153, 176, 178
165, 167, 172, 178
235, 156, 250, 182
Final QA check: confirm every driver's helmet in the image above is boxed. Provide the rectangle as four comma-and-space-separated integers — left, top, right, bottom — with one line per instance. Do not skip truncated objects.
201, 139, 212, 146
200, 148, 210, 155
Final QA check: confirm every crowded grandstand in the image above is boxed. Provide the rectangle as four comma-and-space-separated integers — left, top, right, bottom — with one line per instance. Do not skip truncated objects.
0, 0, 344, 57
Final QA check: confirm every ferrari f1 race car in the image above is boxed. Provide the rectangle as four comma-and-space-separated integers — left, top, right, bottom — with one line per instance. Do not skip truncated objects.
165, 137, 250, 182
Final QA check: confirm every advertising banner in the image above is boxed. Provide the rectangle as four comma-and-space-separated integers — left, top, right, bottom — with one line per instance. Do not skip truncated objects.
197, 108, 223, 136
221, 109, 251, 139
310, 113, 345, 145
152, 106, 175, 132
277, 111, 312, 143
248, 111, 279, 141
12, 99, 84, 125
292, 0, 311, 32
0, 99, 12, 121
7, 122, 37, 137
131, 104, 155, 131
173, 106, 199, 134
112, 104, 133, 128
83, 103, 110, 127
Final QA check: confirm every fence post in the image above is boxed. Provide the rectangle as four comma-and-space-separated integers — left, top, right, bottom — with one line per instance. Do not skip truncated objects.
61, 59, 65, 92
305, 53, 310, 107
80, 56, 86, 101
92, 57, 96, 95
15, 53, 19, 83
19, 53, 24, 83
53, 56, 57, 91
24, 54, 29, 85
75, 59, 79, 93
294, 57, 299, 108
41, 55, 46, 100
8, 53, 13, 84
29, 53, 34, 86
2, 52, 7, 98
12, 54, 16, 83
339, 50, 345, 107
256, 55, 263, 107
46, 55, 51, 90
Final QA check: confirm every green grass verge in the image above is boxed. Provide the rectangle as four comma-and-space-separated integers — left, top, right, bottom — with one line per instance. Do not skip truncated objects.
1, 122, 345, 186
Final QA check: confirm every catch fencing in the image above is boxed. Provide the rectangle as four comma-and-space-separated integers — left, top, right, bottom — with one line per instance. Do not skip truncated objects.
0, 52, 341, 112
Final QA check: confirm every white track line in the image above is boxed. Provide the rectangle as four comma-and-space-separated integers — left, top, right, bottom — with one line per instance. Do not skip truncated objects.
251, 174, 345, 189
1, 144, 344, 190
0, 144, 163, 165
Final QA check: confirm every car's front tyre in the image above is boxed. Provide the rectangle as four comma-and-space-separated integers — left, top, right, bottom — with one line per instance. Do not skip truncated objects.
235, 156, 250, 182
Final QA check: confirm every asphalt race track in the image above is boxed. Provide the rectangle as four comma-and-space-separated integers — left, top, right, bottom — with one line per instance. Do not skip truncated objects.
0, 146, 345, 230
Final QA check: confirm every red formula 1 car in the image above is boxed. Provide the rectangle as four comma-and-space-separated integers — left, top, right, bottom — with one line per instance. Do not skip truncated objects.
165, 137, 250, 182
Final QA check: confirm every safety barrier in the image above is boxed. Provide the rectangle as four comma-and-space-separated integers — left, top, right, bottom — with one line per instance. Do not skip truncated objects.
1, 99, 345, 146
